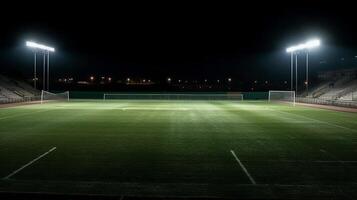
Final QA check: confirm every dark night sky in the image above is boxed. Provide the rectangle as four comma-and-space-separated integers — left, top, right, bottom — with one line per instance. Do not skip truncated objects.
1, 1, 357, 85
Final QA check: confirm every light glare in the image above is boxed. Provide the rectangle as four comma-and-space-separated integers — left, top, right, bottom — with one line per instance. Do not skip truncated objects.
26, 41, 55, 52
286, 39, 320, 53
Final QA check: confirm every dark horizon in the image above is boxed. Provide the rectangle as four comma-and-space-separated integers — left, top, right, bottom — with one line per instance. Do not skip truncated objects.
1, 2, 357, 91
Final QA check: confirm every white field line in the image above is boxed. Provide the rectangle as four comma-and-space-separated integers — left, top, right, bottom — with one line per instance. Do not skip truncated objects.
1, 179, 354, 188
230, 150, 256, 185
0, 109, 50, 121
272, 109, 356, 132
244, 159, 357, 164
2, 147, 57, 180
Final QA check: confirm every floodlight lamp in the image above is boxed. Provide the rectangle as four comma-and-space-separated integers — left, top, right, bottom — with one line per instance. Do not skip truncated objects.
26, 41, 55, 52
286, 39, 320, 53
305, 39, 320, 49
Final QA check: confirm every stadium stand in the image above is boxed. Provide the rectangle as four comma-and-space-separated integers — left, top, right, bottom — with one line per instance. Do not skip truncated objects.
0, 75, 40, 103
297, 68, 357, 108
318, 79, 357, 100
309, 69, 357, 100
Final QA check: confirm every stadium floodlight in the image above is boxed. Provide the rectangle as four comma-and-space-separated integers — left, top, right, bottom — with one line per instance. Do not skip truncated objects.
286, 39, 320, 53
305, 39, 320, 49
26, 41, 55, 52
26, 41, 55, 92
286, 38, 321, 96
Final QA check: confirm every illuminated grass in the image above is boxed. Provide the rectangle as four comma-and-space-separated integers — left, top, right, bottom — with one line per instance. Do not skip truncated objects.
0, 100, 356, 198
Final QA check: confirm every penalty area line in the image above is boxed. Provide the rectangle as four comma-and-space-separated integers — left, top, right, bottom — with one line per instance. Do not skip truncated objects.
230, 150, 256, 185
2, 147, 57, 180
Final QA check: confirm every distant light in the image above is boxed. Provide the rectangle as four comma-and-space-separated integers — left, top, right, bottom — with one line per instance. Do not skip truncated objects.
167, 77, 171, 82
228, 78, 232, 82
286, 39, 320, 53
148, 79, 151, 83
178, 79, 181, 83
127, 78, 130, 82
204, 79, 208, 82
143, 79, 146, 83
217, 80, 220, 83
90, 76, 94, 81
108, 77, 112, 81
254, 80, 258, 84
26, 41, 55, 52
265, 81, 268, 84
101, 76, 105, 80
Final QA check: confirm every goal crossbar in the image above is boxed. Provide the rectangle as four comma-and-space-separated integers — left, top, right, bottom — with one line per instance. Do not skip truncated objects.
41, 90, 70, 104
268, 90, 295, 106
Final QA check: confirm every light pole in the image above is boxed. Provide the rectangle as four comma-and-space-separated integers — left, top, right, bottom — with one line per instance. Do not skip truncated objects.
290, 52, 293, 90
306, 51, 309, 96
286, 39, 320, 96
47, 52, 50, 91
43, 53, 46, 90
33, 52, 37, 89
26, 41, 55, 91
295, 53, 298, 93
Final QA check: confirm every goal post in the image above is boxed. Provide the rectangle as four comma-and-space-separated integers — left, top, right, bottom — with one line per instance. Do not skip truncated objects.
268, 90, 295, 106
41, 90, 70, 104
103, 93, 244, 101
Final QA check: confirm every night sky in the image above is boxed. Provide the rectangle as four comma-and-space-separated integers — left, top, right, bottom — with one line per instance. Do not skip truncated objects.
1, 2, 357, 89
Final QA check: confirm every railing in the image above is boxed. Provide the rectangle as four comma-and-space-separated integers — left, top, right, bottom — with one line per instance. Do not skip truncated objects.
296, 97, 357, 108
0, 96, 41, 104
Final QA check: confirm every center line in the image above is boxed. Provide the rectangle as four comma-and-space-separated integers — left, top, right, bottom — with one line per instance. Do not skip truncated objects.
2, 147, 57, 180
230, 150, 256, 185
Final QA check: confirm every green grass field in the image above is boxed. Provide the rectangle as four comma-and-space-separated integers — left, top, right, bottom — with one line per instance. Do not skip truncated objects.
0, 100, 357, 199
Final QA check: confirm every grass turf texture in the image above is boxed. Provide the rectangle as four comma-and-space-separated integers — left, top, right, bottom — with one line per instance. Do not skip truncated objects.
0, 100, 357, 199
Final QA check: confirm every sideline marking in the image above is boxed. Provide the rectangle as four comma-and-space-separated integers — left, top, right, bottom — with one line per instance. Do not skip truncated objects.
3, 147, 57, 180
230, 150, 256, 185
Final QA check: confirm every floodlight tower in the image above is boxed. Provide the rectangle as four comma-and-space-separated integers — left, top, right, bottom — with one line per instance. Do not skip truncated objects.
26, 41, 55, 91
286, 39, 320, 95
304, 39, 320, 96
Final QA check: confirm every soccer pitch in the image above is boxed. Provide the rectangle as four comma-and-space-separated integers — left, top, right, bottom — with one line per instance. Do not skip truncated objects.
0, 100, 357, 199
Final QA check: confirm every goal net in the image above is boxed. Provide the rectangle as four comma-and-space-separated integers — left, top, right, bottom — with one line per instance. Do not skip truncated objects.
41, 90, 69, 103
103, 93, 244, 101
268, 90, 295, 106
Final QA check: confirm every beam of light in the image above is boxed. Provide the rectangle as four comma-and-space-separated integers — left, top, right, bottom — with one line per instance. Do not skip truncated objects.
286, 39, 320, 53
26, 41, 55, 52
